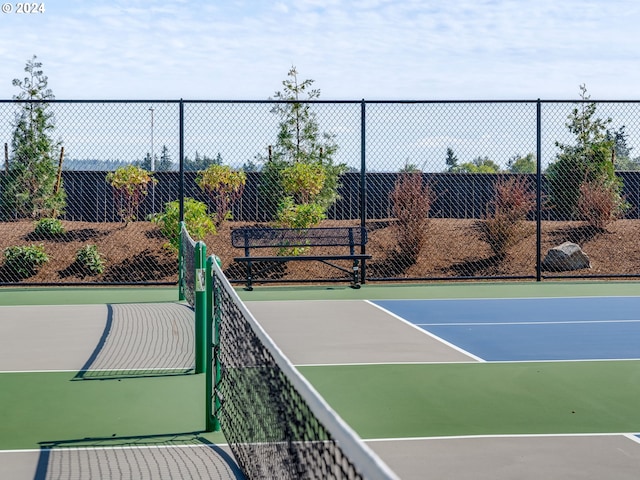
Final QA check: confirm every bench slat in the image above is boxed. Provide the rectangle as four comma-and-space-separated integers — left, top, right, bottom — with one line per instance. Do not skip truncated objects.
231, 226, 367, 248
232, 226, 370, 290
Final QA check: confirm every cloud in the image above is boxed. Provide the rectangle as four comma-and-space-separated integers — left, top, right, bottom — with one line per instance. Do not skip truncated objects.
0, 0, 638, 99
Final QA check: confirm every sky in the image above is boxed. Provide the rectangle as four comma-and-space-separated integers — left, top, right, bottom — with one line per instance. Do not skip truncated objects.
0, 0, 639, 101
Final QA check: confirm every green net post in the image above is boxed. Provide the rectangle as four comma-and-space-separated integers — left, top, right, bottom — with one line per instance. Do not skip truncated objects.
178, 221, 186, 302
206, 255, 222, 432
194, 241, 207, 374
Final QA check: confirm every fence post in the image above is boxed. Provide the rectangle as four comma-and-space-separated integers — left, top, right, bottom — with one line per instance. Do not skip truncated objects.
360, 99, 367, 284
179, 98, 185, 223
536, 100, 542, 281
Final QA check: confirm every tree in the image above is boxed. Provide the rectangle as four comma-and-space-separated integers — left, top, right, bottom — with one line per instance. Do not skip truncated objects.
2, 55, 66, 219
546, 84, 624, 220
445, 147, 459, 172
457, 156, 501, 173
400, 161, 420, 173
137, 145, 174, 171
607, 126, 640, 171
241, 159, 260, 172
262, 66, 346, 226
507, 153, 536, 173
184, 151, 222, 171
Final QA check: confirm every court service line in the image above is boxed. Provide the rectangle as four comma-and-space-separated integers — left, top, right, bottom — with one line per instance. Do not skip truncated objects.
0, 367, 193, 374
296, 357, 640, 368
364, 432, 640, 443
0, 443, 233, 454
364, 300, 484, 362
416, 319, 640, 326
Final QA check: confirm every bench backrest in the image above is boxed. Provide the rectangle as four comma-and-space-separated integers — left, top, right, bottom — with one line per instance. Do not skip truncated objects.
231, 226, 367, 249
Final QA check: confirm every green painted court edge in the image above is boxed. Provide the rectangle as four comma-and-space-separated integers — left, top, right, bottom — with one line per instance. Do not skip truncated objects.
237, 280, 640, 301
0, 371, 225, 450
298, 360, 640, 440
1, 281, 639, 306
0, 287, 178, 306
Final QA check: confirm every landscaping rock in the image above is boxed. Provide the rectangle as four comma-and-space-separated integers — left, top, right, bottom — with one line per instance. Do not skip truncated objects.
542, 242, 591, 271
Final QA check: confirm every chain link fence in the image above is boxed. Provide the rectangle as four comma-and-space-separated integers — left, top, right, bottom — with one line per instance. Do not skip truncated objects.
1, 99, 639, 286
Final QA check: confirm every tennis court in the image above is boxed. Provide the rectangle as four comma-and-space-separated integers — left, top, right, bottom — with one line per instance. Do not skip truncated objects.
2, 280, 640, 479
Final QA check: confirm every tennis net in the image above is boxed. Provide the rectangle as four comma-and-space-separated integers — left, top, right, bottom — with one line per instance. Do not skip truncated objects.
207, 255, 399, 480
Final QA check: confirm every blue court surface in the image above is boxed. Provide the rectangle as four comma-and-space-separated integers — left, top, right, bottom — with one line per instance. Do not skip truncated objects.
372, 296, 640, 362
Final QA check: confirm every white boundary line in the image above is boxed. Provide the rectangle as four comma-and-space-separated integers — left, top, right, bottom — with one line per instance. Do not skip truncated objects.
374, 295, 640, 302
0, 443, 233, 454
365, 432, 640, 442
364, 300, 484, 362
416, 319, 640, 326
0, 367, 193, 374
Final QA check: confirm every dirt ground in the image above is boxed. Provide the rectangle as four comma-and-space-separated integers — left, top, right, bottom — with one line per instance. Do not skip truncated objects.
1, 218, 639, 284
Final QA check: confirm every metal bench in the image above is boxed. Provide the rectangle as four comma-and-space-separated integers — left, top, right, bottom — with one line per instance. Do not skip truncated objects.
231, 226, 372, 290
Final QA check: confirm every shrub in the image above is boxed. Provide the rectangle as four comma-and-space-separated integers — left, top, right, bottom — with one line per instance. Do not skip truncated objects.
477, 176, 535, 258
3, 244, 49, 279
75, 245, 105, 276
34, 218, 66, 237
390, 171, 435, 264
577, 177, 630, 230
281, 162, 326, 204
151, 198, 216, 251
106, 165, 157, 223
276, 197, 326, 229
196, 164, 246, 227
275, 197, 326, 255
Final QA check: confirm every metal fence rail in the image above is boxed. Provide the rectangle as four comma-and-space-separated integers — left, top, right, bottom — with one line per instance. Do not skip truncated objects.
1, 99, 639, 285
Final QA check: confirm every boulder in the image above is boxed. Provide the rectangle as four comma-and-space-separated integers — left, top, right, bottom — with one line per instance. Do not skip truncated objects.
542, 242, 591, 271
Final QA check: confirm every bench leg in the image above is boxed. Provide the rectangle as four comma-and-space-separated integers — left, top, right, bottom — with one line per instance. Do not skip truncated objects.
245, 261, 254, 291
351, 260, 361, 289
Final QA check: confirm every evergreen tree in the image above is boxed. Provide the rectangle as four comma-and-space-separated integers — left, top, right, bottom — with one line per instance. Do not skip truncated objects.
262, 66, 346, 220
445, 147, 459, 172
546, 85, 622, 218
607, 126, 640, 171
137, 145, 174, 171
184, 151, 222, 171
3, 55, 65, 219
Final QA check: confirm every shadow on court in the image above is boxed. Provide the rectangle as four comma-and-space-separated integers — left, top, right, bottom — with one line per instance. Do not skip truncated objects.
34, 433, 244, 480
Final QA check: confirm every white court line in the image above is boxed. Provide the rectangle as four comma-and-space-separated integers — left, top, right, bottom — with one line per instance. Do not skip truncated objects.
364, 432, 640, 442
0, 443, 232, 454
385, 295, 640, 302
364, 300, 484, 362
0, 367, 193, 374
416, 319, 640, 326
624, 433, 640, 444
296, 357, 640, 367
296, 361, 479, 367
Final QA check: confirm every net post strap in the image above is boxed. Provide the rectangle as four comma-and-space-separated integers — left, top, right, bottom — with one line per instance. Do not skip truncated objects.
208, 255, 399, 480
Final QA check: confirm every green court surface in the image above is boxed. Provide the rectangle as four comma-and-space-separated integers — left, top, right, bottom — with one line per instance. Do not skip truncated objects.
1, 280, 640, 305
300, 361, 640, 438
3, 281, 640, 479
0, 287, 178, 306
0, 371, 225, 450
